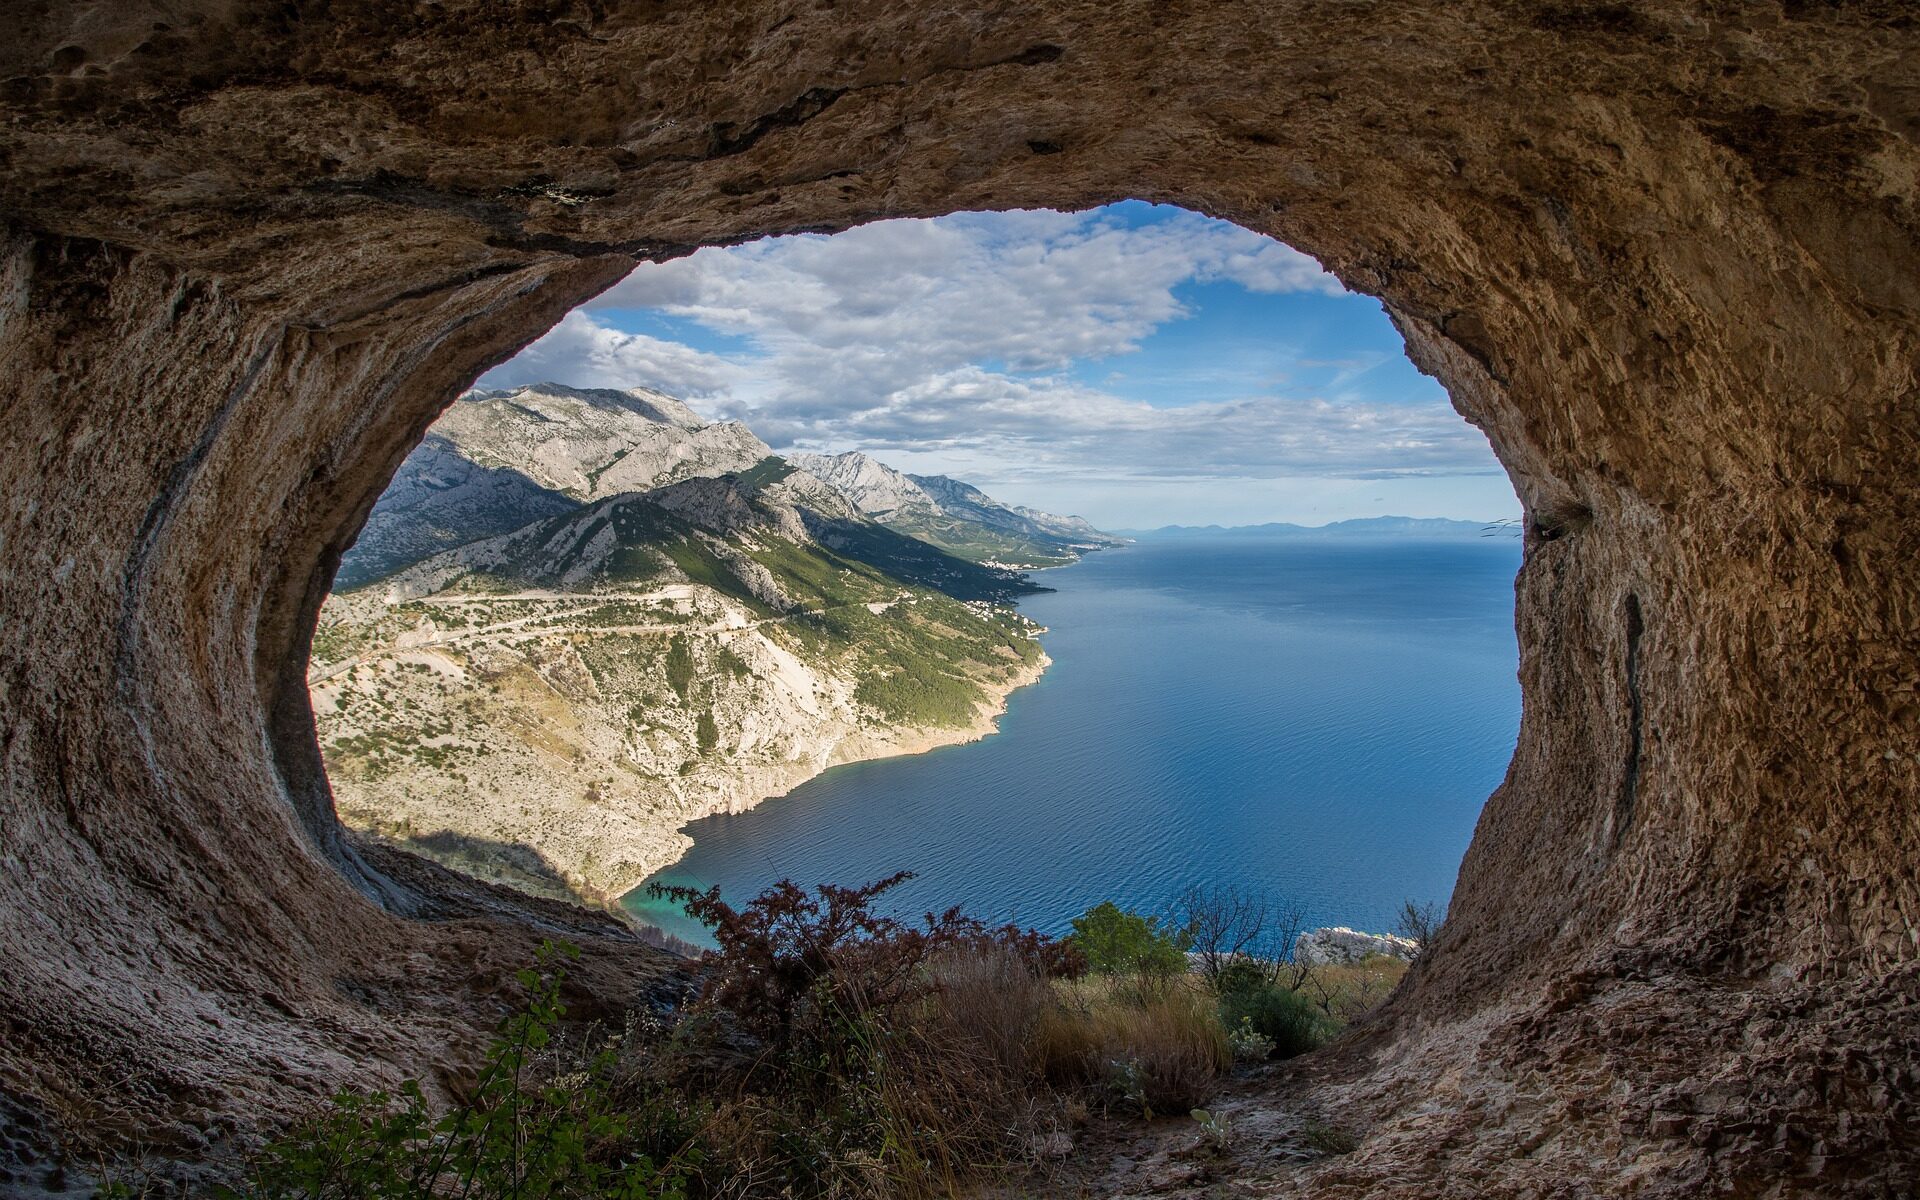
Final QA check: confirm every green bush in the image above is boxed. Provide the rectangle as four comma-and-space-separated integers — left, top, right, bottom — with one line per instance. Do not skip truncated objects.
221, 943, 694, 1199
1215, 977, 1329, 1061
1212, 958, 1272, 997
1068, 901, 1190, 978
663, 636, 695, 701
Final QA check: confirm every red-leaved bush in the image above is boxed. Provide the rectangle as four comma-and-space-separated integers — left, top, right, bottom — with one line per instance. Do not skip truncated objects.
649, 871, 1082, 1053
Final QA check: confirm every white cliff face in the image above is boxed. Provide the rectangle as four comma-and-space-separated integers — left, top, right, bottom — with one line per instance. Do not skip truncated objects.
790, 450, 1121, 565
334, 435, 584, 588
434, 383, 773, 501
1009, 504, 1118, 544
347, 397, 1118, 589
788, 450, 940, 521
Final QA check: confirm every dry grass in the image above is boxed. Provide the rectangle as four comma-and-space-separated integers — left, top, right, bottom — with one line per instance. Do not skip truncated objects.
871, 951, 1062, 1194
632, 946, 1072, 1200
1035, 974, 1231, 1116
1300, 955, 1409, 1024
642, 953, 1397, 1195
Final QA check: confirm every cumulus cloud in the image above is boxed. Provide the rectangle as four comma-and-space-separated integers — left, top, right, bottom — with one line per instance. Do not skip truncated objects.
591, 209, 1342, 383
793, 365, 1490, 481
479, 311, 743, 398
480, 205, 1503, 513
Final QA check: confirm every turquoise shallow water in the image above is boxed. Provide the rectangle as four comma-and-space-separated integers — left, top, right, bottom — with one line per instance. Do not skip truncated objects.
623, 534, 1523, 946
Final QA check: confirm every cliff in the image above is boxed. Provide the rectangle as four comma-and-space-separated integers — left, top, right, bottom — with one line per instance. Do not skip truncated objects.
314, 465, 1051, 905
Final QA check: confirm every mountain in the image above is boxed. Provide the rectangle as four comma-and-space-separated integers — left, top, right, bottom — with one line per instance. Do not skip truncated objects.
1009, 504, 1114, 544
1121, 516, 1497, 539
431, 383, 770, 499
344, 384, 1119, 586
333, 436, 583, 590
312, 391, 1059, 909
369, 461, 1038, 608
337, 383, 772, 586
790, 450, 1124, 566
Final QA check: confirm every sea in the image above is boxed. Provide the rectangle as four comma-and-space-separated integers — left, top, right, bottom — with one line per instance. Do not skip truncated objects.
623, 532, 1523, 947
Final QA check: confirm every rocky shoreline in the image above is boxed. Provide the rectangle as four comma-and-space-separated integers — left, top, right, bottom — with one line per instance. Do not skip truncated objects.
326, 634, 1051, 912
614, 647, 1052, 902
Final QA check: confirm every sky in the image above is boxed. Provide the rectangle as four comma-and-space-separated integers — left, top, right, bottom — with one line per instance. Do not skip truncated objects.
479, 201, 1518, 529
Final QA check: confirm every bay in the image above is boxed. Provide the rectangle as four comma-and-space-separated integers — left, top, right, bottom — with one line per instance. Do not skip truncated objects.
623, 534, 1522, 946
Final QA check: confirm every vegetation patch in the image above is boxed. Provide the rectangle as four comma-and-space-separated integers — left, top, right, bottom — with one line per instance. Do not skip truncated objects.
663, 637, 696, 702
661, 538, 770, 615
733, 455, 798, 490
210, 879, 1414, 1200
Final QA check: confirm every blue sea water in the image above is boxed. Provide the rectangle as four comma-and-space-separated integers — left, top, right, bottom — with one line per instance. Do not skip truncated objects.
623, 534, 1523, 946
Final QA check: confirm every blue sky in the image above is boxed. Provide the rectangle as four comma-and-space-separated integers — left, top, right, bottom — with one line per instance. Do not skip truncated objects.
482, 202, 1517, 528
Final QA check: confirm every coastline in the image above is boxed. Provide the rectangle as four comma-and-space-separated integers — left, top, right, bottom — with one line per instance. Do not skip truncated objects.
611, 647, 1051, 906
328, 641, 1053, 913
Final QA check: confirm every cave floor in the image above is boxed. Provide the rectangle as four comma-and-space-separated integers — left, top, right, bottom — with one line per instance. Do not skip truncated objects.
985, 1064, 1342, 1199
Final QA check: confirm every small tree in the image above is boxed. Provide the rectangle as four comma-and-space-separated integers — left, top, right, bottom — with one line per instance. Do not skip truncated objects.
1166, 883, 1307, 989
1395, 898, 1444, 963
1068, 900, 1189, 978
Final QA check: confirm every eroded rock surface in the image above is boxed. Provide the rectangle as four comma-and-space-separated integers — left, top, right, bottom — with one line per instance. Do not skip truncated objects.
1, 1, 1916, 1193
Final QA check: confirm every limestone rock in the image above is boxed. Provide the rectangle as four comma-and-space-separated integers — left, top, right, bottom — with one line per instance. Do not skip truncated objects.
0, 1, 1916, 1194
793, 450, 1120, 564
341, 384, 773, 584
1293, 927, 1419, 966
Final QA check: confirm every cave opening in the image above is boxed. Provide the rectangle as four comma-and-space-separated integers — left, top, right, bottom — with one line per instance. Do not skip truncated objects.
308, 202, 1525, 975
4, 5, 1916, 1190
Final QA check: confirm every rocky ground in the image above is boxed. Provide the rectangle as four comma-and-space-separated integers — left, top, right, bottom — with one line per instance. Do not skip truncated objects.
987, 1058, 1374, 1200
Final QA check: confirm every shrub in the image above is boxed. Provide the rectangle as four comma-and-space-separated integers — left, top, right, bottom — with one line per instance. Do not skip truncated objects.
663, 636, 695, 701
1165, 882, 1305, 988
1293, 954, 1411, 1024
1225, 1016, 1276, 1062
1213, 958, 1272, 997
1396, 898, 1443, 962
1302, 1118, 1360, 1156
1191, 1107, 1235, 1154
862, 950, 1062, 1193
648, 871, 1077, 1060
647, 873, 1082, 1197
223, 943, 694, 1200
1068, 900, 1190, 978
1216, 977, 1330, 1060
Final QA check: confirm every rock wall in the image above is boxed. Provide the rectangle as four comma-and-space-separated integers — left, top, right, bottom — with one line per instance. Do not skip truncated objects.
1, 1, 1915, 1192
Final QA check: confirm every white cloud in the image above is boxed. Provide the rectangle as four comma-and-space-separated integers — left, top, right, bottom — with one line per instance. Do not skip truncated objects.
479, 311, 743, 398
791, 365, 1492, 481
590, 209, 1342, 386
479, 206, 1510, 523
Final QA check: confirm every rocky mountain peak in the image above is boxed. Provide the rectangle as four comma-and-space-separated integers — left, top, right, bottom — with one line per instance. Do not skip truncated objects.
339, 383, 774, 585
788, 451, 937, 519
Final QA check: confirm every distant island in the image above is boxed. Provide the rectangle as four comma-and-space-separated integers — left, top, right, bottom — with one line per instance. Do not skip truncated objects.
1116, 515, 1508, 539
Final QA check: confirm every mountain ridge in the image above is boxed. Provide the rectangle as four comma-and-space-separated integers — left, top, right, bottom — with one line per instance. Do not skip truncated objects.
791, 449, 1124, 566
344, 384, 1116, 586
